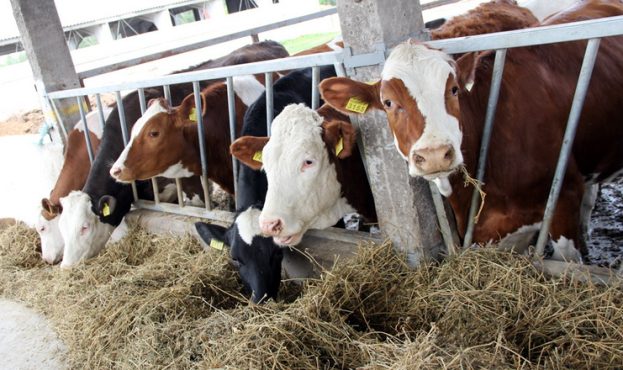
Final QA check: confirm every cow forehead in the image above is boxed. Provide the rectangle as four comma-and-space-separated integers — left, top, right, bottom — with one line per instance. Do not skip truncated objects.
235, 207, 263, 245
382, 43, 455, 105
264, 104, 325, 162
130, 101, 169, 139
60, 191, 95, 222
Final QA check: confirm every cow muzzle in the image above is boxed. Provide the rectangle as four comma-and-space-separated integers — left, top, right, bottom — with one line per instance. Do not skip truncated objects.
411, 144, 455, 175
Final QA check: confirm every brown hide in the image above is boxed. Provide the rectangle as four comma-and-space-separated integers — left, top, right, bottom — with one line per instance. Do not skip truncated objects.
120, 83, 247, 194
431, 0, 538, 40
293, 41, 344, 56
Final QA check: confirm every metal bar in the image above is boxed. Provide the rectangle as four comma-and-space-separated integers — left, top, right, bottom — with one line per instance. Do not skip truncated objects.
429, 182, 456, 256
136, 89, 161, 205
311, 66, 320, 110
226, 77, 239, 199
421, 0, 461, 10
334, 62, 347, 77
95, 94, 106, 127
193, 81, 212, 210
77, 8, 339, 79
535, 38, 602, 257
50, 51, 345, 99
49, 98, 69, 142
164, 85, 172, 105
138, 88, 147, 114
463, 49, 507, 248
175, 178, 185, 208
76, 96, 95, 164
134, 199, 235, 224
115, 91, 139, 202
265, 72, 274, 136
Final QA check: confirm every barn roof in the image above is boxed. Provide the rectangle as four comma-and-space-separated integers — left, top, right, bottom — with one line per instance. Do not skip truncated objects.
0, 0, 210, 43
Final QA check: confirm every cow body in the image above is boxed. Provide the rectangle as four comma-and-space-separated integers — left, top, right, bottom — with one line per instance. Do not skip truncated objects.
58, 41, 289, 268
320, 0, 623, 259
37, 108, 111, 264
231, 103, 377, 247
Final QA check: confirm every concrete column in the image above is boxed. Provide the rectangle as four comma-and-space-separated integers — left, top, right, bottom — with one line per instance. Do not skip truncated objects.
93, 23, 114, 45
337, 0, 444, 265
10, 0, 83, 145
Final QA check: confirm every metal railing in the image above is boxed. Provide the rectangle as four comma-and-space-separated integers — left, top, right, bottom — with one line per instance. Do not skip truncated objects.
46, 14, 623, 257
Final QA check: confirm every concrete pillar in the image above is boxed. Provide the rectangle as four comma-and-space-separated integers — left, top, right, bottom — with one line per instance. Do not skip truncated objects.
93, 23, 114, 45
10, 0, 83, 145
145, 10, 173, 30
337, 0, 444, 265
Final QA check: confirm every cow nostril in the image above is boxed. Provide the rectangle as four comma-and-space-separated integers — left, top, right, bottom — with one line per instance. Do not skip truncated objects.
414, 154, 426, 165
111, 167, 121, 176
444, 147, 454, 161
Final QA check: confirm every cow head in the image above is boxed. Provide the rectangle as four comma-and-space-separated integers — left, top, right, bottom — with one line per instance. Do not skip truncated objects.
37, 198, 64, 264
320, 41, 465, 194
58, 191, 116, 268
194, 207, 283, 303
231, 104, 357, 246
110, 96, 199, 182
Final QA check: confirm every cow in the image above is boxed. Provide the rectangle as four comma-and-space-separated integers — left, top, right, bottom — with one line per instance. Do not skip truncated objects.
108, 75, 269, 194
37, 108, 112, 264
230, 103, 377, 246
195, 206, 283, 303
319, 0, 623, 261
431, 0, 538, 41
195, 65, 338, 302
58, 41, 290, 268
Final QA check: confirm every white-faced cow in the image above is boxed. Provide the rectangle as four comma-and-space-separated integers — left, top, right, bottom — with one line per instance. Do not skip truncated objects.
58, 41, 289, 268
109, 75, 269, 194
320, 0, 623, 261
37, 108, 112, 264
231, 103, 377, 247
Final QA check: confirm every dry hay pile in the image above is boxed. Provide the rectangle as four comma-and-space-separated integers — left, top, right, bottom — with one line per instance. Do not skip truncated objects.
0, 223, 622, 369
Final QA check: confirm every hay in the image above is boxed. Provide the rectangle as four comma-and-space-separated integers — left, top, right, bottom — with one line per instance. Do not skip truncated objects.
1, 223, 622, 369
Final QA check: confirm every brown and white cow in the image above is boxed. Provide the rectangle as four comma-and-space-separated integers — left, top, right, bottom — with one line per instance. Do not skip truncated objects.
37, 108, 111, 264
320, 0, 623, 260
109, 75, 268, 194
230, 103, 377, 246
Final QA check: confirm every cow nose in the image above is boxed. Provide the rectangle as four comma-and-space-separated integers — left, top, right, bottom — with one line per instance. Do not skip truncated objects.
110, 166, 122, 178
413, 145, 454, 173
260, 218, 283, 236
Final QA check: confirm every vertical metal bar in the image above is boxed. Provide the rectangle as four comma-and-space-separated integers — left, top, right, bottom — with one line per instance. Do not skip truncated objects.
226, 77, 239, 200
163, 85, 172, 105
311, 66, 320, 110
115, 91, 139, 202
193, 81, 212, 210
49, 98, 69, 142
175, 178, 184, 207
429, 182, 456, 256
76, 96, 95, 164
463, 48, 507, 248
535, 38, 601, 257
334, 62, 347, 78
137, 88, 161, 205
95, 94, 106, 128
265, 72, 274, 136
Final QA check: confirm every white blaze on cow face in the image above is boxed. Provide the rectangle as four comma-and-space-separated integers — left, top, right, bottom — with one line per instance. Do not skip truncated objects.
58, 191, 114, 268
232, 75, 266, 107
381, 43, 464, 184
259, 104, 355, 246
36, 214, 63, 264
110, 100, 170, 181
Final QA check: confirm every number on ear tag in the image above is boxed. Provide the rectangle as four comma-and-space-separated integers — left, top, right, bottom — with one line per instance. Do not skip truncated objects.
345, 97, 369, 113
210, 239, 225, 251
102, 203, 111, 217
253, 151, 263, 163
335, 137, 344, 156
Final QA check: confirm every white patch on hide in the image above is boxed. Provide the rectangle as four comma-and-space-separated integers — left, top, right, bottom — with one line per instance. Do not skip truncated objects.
236, 207, 263, 245
58, 191, 115, 268
74, 107, 113, 139
232, 75, 266, 107
382, 43, 463, 176
156, 161, 194, 179
259, 104, 355, 244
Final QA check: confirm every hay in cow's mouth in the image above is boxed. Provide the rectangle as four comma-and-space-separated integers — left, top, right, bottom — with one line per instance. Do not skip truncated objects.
1, 222, 622, 369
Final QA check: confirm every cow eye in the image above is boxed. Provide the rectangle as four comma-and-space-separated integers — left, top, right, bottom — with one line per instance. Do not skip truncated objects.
383, 99, 392, 109
39, 226, 46, 232
451, 86, 459, 96
80, 223, 89, 235
302, 159, 314, 170
148, 131, 159, 138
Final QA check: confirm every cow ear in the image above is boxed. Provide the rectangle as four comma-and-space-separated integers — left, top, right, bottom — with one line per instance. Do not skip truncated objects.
456, 51, 490, 92
98, 195, 117, 218
322, 120, 357, 159
230, 136, 270, 170
41, 198, 62, 218
320, 77, 383, 115
194, 222, 229, 251
177, 93, 207, 123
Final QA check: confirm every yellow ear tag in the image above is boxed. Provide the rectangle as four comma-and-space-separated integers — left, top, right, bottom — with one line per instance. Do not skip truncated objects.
253, 151, 263, 163
345, 97, 369, 113
210, 239, 225, 251
102, 203, 110, 217
365, 80, 378, 85
188, 107, 197, 122
335, 136, 344, 156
